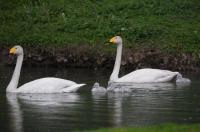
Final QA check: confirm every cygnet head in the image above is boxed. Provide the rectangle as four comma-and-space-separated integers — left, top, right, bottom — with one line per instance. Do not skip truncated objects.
9, 45, 23, 56
94, 82, 100, 87
92, 82, 107, 93
109, 36, 122, 45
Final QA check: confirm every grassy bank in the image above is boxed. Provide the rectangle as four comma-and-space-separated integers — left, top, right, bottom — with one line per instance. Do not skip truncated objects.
0, 0, 200, 54
79, 123, 200, 132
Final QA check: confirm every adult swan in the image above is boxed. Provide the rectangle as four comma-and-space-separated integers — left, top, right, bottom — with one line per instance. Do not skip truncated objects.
6, 46, 86, 93
109, 36, 190, 83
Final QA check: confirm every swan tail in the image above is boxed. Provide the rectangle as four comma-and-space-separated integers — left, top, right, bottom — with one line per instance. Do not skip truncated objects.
62, 84, 86, 93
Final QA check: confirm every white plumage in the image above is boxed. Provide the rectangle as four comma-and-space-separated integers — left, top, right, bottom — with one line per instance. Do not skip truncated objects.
7, 46, 85, 93
117, 68, 179, 83
109, 36, 188, 83
16, 78, 85, 93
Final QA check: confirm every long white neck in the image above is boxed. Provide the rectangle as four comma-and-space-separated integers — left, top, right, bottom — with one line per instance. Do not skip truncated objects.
109, 43, 122, 82
6, 54, 23, 92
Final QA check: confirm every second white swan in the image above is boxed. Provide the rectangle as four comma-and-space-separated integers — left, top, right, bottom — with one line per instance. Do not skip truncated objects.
6, 46, 86, 93
109, 36, 189, 83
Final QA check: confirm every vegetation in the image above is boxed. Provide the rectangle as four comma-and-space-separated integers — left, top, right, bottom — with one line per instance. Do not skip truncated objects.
79, 123, 200, 132
0, 0, 199, 54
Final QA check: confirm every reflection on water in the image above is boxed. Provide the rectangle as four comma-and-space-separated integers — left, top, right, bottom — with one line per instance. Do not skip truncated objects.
6, 93, 115, 132
1, 66, 200, 132
6, 93, 82, 132
7, 94, 23, 132
108, 82, 176, 89
106, 82, 189, 93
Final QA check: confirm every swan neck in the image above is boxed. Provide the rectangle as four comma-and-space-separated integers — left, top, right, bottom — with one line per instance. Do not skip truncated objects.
110, 43, 122, 82
7, 54, 23, 92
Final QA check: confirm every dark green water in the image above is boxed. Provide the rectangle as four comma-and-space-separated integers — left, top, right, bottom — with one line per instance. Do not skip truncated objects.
0, 66, 200, 132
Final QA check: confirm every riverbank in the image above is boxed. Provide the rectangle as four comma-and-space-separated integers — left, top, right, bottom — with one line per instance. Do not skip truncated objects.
0, 0, 200, 72
80, 123, 200, 132
1, 45, 200, 73
0, 0, 199, 54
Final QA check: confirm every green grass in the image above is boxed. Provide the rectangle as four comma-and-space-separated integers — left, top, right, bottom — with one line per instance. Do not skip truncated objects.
0, 0, 200, 54
78, 123, 200, 132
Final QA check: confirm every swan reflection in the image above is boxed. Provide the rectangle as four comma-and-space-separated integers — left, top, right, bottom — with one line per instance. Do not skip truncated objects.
6, 82, 192, 131
107, 81, 191, 92
6, 93, 81, 132
16, 93, 80, 106
95, 82, 190, 126
7, 94, 23, 132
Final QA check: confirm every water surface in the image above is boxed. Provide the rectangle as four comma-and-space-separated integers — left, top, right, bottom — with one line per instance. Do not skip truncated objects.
0, 66, 200, 132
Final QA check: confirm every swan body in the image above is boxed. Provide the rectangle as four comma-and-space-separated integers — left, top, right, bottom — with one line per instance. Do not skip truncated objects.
109, 36, 189, 83
116, 68, 179, 83
7, 46, 85, 93
12, 78, 85, 93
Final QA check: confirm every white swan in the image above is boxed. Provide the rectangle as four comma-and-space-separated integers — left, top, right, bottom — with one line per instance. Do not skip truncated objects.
109, 36, 189, 83
6, 45, 86, 93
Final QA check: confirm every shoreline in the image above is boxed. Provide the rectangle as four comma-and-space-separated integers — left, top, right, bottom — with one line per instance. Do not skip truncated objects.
1, 45, 200, 73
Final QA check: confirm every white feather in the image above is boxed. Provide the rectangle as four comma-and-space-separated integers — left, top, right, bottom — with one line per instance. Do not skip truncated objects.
117, 68, 179, 83
109, 36, 189, 83
7, 46, 86, 93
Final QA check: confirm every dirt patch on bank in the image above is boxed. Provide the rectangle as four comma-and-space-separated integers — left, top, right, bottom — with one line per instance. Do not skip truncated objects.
1, 45, 200, 73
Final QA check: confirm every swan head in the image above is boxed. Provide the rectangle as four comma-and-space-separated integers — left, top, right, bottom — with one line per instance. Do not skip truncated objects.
109, 36, 122, 45
9, 45, 23, 56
